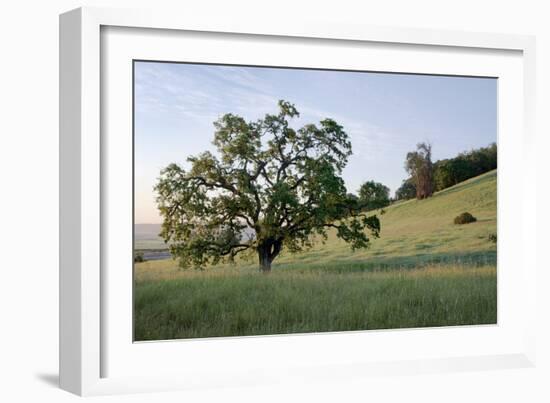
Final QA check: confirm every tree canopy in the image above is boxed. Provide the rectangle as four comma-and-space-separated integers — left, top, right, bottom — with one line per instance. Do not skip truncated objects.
155, 100, 380, 272
433, 143, 497, 191
394, 178, 416, 201
358, 180, 390, 211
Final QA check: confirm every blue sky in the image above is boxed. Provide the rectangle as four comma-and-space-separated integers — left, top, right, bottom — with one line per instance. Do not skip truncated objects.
134, 61, 496, 224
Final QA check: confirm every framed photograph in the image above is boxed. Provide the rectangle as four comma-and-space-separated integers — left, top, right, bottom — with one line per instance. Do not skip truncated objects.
60, 7, 537, 396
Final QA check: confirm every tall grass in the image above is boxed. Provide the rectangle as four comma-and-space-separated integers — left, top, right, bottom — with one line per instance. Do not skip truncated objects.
135, 264, 496, 341
134, 170, 498, 341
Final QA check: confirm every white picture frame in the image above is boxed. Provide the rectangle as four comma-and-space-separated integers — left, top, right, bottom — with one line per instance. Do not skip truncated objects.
59, 6, 537, 396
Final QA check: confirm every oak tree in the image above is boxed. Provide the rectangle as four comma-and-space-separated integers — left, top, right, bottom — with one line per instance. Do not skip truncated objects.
155, 101, 380, 272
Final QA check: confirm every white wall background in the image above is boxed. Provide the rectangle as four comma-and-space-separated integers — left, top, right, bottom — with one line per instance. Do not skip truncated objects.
0, 1, 548, 402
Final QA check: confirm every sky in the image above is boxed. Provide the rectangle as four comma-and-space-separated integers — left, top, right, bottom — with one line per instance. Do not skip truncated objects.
134, 61, 497, 224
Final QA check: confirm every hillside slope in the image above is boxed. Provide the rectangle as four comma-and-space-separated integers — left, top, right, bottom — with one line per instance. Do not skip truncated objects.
135, 170, 497, 339
136, 170, 497, 279
273, 169, 497, 271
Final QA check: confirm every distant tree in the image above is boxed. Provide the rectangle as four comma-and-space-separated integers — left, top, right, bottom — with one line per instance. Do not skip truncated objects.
434, 158, 469, 190
155, 100, 381, 273
358, 180, 390, 211
134, 252, 145, 263
405, 142, 434, 199
394, 178, 416, 201
434, 143, 497, 191
464, 142, 497, 177
433, 159, 452, 191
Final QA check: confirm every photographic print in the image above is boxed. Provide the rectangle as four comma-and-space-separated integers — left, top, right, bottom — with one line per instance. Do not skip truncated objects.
133, 61, 497, 341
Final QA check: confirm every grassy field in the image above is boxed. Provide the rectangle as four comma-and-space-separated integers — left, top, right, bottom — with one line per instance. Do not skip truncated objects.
134, 170, 497, 341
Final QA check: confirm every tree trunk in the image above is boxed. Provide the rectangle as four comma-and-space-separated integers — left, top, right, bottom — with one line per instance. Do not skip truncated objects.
258, 244, 272, 273
257, 239, 282, 273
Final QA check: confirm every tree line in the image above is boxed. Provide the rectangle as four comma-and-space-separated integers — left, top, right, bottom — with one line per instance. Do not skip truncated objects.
395, 142, 497, 201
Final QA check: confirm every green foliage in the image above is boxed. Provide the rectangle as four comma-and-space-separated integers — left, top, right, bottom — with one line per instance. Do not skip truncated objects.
433, 143, 497, 191
394, 178, 416, 201
155, 100, 380, 271
358, 180, 390, 211
134, 252, 145, 263
454, 212, 477, 225
400, 143, 497, 198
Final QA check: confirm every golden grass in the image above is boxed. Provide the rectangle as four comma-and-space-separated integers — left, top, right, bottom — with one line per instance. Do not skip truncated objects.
134, 170, 498, 340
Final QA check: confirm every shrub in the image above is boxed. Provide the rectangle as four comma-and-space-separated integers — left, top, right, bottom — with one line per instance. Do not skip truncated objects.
454, 212, 477, 225
134, 252, 145, 263
488, 233, 497, 243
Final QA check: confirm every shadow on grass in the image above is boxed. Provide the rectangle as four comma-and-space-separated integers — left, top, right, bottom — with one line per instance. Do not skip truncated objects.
274, 250, 497, 274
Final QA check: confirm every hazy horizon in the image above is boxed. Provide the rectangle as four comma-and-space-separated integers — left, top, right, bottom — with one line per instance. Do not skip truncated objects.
134, 62, 496, 224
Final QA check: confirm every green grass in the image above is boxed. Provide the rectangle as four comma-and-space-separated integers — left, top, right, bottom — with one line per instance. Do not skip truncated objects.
134, 170, 497, 341
135, 265, 496, 340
